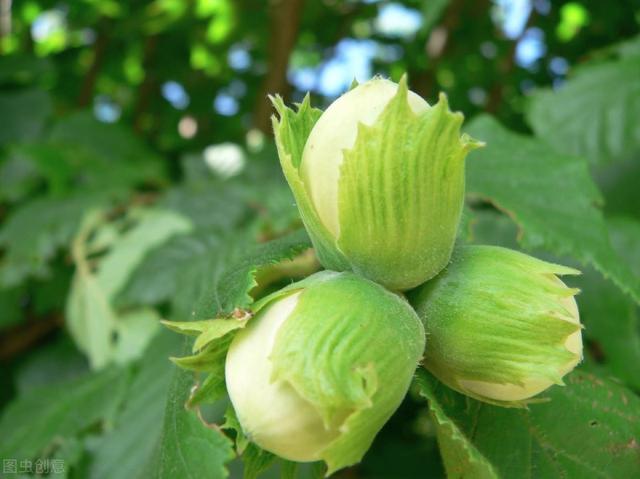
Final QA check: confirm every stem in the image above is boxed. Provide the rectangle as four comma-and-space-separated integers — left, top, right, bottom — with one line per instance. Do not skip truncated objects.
252, 0, 305, 134
486, 10, 537, 113
78, 18, 111, 107
0, 313, 63, 362
133, 35, 159, 134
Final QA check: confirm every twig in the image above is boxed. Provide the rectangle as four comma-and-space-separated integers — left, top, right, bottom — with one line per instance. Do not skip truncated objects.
252, 0, 305, 134
133, 35, 159, 133
486, 9, 537, 113
0, 313, 64, 362
78, 18, 111, 107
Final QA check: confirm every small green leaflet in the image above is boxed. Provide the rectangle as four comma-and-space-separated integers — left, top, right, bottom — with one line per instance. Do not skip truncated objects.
466, 115, 640, 303
222, 407, 277, 479
416, 369, 640, 478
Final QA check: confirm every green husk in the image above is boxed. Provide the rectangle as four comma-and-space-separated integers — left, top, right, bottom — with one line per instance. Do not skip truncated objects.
337, 76, 483, 290
269, 272, 425, 473
410, 245, 582, 407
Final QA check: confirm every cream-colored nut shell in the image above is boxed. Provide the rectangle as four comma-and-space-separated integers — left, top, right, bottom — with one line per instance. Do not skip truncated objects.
225, 292, 338, 461
300, 78, 429, 237
459, 278, 583, 401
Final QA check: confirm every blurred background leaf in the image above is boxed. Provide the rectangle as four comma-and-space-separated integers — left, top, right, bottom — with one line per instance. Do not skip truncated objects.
1, 0, 639, 477
417, 369, 640, 479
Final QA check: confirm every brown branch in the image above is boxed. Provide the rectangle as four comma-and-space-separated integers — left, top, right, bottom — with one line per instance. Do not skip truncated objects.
78, 19, 111, 107
252, 0, 305, 134
486, 10, 537, 113
0, 313, 64, 362
133, 35, 159, 134
410, 0, 468, 100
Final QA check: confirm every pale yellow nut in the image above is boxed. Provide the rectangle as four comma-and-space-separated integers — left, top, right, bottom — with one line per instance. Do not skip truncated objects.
225, 292, 338, 461
300, 78, 429, 238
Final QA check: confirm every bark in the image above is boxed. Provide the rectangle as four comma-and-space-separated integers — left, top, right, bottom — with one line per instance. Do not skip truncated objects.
133, 35, 159, 134
78, 19, 111, 107
253, 0, 305, 134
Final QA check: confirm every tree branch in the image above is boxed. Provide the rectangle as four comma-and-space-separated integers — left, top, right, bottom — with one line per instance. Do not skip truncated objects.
253, 0, 305, 134
486, 10, 537, 114
78, 19, 111, 107
0, 313, 63, 362
133, 35, 159, 134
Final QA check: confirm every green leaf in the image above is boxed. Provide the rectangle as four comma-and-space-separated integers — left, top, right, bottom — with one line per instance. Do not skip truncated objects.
0, 285, 26, 330
527, 56, 640, 165
0, 193, 112, 287
66, 258, 119, 369
117, 231, 223, 309
595, 155, 640, 220
464, 209, 519, 249
143, 357, 234, 478
171, 337, 231, 373
88, 330, 181, 479
0, 88, 52, 145
209, 229, 311, 317
14, 336, 89, 394
0, 55, 53, 84
164, 316, 250, 353
0, 366, 130, 461
0, 149, 42, 202
221, 407, 277, 478
94, 208, 192, 299
356, 432, 444, 479
7, 142, 79, 196
221, 405, 249, 452
416, 369, 640, 478
575, 217, 640, 389
466, 115, 640, 303
66, 208, 189, 368
160, 182, 249, 231
242, 443, 277, 479
187, 368, 227, 407
416, 371, 497, 479
162, 313, 249, 406
7, 134, 161, 195
48, 112, 166, 186
608, 216, 640, 277
121, 228, 311, 319
112, 308, 164, 364
613, 34, 640, 59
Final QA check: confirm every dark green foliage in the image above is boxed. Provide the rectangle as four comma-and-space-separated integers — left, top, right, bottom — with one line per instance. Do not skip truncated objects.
1, 2, 639, 478
417, 369, 640, 478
